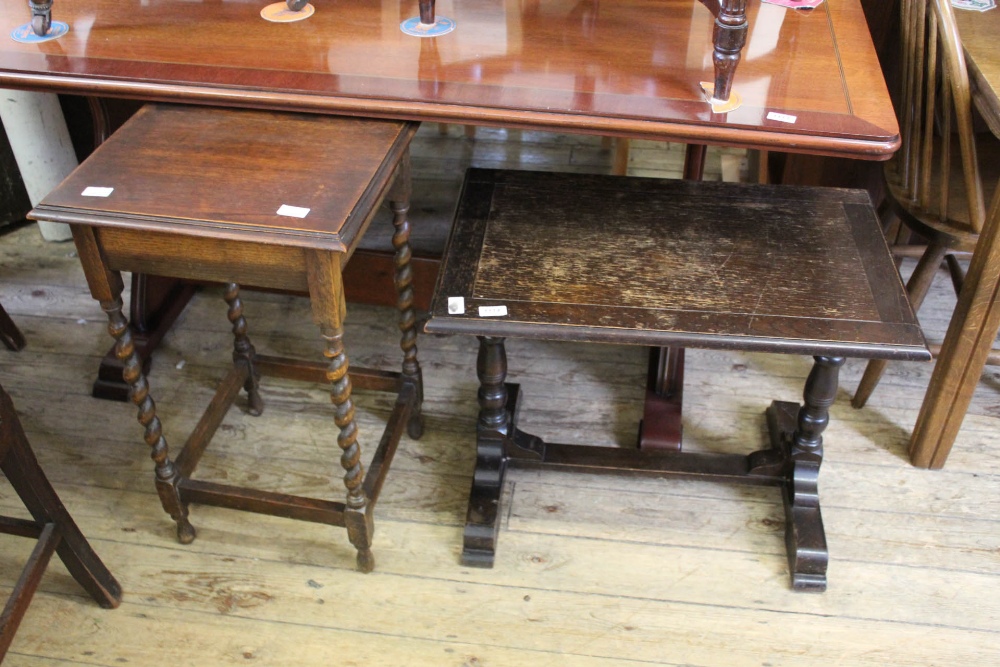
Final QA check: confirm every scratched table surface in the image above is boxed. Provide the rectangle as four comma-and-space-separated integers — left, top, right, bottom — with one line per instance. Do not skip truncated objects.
0, 0, 896, 158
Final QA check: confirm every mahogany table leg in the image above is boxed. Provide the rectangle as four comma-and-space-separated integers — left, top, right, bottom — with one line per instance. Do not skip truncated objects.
27, 0, 51, 36
711, 1, 749, 104
419, 0, 435, 25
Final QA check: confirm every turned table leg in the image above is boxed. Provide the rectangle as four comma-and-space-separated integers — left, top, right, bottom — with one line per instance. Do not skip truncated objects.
28, 0, 52, 36
697, 0, 749, 103
389, 154, 425, 439
306, 250, 374, 572
462, 335, 511, 567
224, 283, 264, 417
70, 225, 195, 543
782, 355, 843, 592
419, 0, 435, 25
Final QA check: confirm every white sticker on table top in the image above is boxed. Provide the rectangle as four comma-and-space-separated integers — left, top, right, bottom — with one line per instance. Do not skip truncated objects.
447, 296, 466, 315
276, 204, 311, 219
766, 111, 798, 124
81, 186, 114, 197
478, 305, 508, 317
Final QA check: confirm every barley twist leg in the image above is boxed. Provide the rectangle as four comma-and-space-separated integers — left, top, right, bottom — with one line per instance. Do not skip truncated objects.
102, 296, 195, 544
391, 197, 424, 439
324, 328, 373, 572
224, 283, 263, 416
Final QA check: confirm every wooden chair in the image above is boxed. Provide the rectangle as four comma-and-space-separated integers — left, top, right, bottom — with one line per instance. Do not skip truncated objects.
424, 168, 928, 591
1, 383, 121, 660
29, 104, 424, 572
851, 0, 1000, 408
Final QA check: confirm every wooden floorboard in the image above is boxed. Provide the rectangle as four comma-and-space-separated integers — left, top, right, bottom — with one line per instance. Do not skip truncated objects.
0, 125, 997, 665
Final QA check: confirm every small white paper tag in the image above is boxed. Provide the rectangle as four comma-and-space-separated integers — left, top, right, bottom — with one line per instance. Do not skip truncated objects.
81, 186, 114, 197
277, 204, 311, 218
447, 296, 466, 314
478, 305, 508, 317
766, 111, 798, 124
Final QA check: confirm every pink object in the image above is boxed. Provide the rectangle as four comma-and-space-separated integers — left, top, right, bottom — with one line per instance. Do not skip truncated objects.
762, 0, 825, 9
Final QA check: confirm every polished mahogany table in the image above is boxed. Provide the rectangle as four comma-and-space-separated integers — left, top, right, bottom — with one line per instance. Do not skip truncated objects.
1, 1, 896, 155
0, 2, 898, 445
908, 7, 1000, 468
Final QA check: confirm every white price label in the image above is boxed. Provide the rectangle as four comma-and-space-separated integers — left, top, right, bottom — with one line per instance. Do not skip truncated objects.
277, 204, 311, 218
478, 305, 508, 317
766, 111, 798, 124
81, 186, 114, 197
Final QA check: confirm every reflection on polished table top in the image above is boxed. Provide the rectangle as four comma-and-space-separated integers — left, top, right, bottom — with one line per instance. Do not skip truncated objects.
0, 0, 897, 158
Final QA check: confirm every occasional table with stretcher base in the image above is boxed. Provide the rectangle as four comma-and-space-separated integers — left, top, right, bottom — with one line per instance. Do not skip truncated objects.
424, 168, 930, 591
29, 104, 423, 573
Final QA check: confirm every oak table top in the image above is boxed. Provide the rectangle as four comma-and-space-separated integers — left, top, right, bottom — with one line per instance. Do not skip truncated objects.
0, 0, 897, 158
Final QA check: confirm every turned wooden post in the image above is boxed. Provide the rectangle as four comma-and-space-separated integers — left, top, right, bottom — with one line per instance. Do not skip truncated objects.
224, 283, 264, 416
698, 0, 749, 103
389, 156, 424, 439
419, 0, 435, 25
793, 356, 845, 460
477, 336, 509, 434
28, 0, 52, 36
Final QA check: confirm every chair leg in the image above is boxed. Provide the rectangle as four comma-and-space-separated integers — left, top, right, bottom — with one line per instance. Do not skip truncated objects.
100, 296, 196, 543
0, 302, 26, 351
0, 388, 121, 660
0, 522, 60, 659
223, 283, 264, 416
853, 242, 949, 408
388, 155, 424, 439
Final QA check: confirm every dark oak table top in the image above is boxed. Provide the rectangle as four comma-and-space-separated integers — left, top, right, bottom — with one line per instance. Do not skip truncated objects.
427, 169, 928, 361
0, 0, 897, 158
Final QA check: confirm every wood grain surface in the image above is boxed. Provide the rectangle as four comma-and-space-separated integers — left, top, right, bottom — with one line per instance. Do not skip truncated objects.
0, 0, 897, 157
2, 126, 996, 666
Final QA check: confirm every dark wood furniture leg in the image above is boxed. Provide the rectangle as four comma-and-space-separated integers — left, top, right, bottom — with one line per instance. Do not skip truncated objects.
72, 224, 197, 544
419, 0, 435, 25
388, 156, 425, 440
697, 0, 749, 103
27, 0, 51, 36
0, 302, 26, 351
770, 355, 844, 592
462, 335, 843, 591
0, 385, 121, 660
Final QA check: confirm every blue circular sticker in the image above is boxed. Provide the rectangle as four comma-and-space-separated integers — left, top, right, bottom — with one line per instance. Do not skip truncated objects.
11, 21, 69, 44
400, 16, 456, 37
